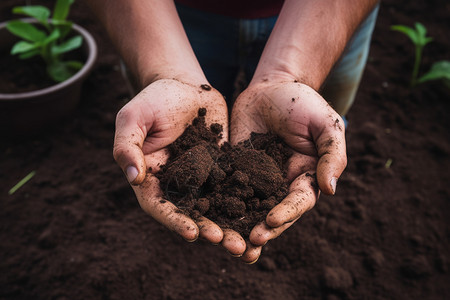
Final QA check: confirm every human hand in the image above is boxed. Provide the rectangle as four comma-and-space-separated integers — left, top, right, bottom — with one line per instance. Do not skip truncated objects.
113, 79, 246, 255
230, 80, 347, 263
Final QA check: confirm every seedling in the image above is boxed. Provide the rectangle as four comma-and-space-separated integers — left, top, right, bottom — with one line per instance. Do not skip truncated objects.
391, 22, 432, 86
6, 0, 83, 83
391, 22, 450, 88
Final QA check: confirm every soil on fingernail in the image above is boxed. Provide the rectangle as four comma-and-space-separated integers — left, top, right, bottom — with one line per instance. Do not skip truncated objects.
156, 108, 293, 237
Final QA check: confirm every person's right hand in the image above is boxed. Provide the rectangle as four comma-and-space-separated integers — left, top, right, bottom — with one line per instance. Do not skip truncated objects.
113, 79, 247, 256
230, 80, 347, 263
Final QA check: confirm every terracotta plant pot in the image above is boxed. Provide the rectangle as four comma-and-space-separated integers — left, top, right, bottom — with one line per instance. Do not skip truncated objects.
0, 19, 97, 137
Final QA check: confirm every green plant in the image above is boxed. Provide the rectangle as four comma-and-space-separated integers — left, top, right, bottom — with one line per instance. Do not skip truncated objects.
391, 22, 432, 86
6, 0, 83, 83
391, 22, 450, 88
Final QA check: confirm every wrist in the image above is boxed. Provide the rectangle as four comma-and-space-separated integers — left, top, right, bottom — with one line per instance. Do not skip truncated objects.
250, 0, 379, 92
249, 67, 318, 91
90, 0, 208, 90
139, 67, 208, 89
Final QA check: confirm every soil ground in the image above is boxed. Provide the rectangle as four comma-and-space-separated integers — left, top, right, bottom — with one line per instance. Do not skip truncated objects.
1, 0, 449, 299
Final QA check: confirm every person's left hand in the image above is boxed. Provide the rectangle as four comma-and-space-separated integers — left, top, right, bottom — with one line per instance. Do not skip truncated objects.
230, 80, 347, 263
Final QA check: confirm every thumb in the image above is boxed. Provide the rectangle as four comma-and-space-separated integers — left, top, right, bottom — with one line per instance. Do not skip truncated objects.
314, 122, 347, 195
113, 108, 148, 185
316, 151, 346, 195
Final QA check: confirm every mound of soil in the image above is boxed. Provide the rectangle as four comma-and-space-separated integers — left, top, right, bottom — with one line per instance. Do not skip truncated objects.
156, 108, 291, 237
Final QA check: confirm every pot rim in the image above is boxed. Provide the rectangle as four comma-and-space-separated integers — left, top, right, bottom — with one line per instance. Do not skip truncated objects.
0, 18, 98, 100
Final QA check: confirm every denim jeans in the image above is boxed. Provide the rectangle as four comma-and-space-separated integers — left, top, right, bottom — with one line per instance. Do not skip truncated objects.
176, 3, 379, 116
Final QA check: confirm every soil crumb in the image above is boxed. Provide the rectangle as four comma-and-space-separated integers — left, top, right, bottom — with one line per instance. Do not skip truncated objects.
157, 108, 292, 237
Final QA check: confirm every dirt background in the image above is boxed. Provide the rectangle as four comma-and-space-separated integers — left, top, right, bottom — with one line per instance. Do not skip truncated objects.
1, 0, 449, 299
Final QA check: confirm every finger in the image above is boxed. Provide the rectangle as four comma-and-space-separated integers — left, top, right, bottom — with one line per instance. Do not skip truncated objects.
229, 112, 253, 145
314, 115, 347, 195
132, 174, 199, 242
265, 172, 318, 228
221, 229, 246, 257
196, 216, 224, 245
249, 219, 297, 246
229, 90, 266, 145
113, 105, 148, 185
203, 93, 230, 145
145, 148, 170, 174
241, 241, 262, 264
285, 152, 317, 182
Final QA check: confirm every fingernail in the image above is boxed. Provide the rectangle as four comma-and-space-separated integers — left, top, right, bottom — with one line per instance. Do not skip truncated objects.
330, 177, 338, 194
245, 257, 259, 265
227, 251, 243, 258
126, 166, 138, 183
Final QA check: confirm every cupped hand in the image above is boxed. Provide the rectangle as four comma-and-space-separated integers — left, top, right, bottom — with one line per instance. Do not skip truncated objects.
230, 80, 347, 263
113, 79, 246, 255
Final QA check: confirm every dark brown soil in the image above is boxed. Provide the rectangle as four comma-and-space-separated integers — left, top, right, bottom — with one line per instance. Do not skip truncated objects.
156, 108, 291, 237
0, 46, 86, 93
1, 0, 449, 300
0, 52, 55, 93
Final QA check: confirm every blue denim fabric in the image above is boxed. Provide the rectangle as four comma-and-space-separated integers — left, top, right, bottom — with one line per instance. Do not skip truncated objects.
177, 4, 277, 103
321, 5, 379, 116
176, 3, 379, 114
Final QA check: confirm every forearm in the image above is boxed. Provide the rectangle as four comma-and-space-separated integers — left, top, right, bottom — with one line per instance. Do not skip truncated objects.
252, 0, 379, 90
87, 0, 206, 87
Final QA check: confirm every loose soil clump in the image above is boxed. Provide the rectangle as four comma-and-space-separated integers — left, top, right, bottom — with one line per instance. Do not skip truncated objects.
156, 108, 292, 237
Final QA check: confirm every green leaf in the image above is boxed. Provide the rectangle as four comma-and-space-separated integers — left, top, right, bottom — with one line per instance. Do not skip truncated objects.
10, 40, 39, 55
418, 60, 450, 83
51, 35, 82, 55
53, 0, 74, 21
42, 29, 61, 46
19, 48, 40, 59
6, 20, 47, 42
415, 23, 426, 40
12, 5, 50, 25
391, 25, 418, 44
52, 20, 73, 38
65, 60, 84, 70
47, 60, 79, 82
414, 22, 433, 46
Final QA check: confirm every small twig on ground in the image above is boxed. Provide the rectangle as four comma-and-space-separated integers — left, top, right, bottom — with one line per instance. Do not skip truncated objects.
8, 171, 36, 195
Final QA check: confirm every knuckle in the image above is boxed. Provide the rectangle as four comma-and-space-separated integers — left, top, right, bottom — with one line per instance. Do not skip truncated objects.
339, 153, 348, 169
116, 106, 127, 121
112, 144, 127, 163
116, 104, 135, 123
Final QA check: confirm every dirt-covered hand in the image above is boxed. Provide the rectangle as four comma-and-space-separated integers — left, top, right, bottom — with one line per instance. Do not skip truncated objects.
113, 79, 231, 246
230, 81, 347, 263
